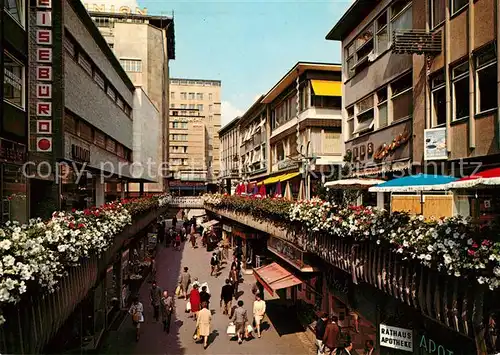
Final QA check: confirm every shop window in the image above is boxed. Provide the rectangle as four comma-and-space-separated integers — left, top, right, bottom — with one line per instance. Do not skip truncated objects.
376, 12, 389, 54
452, 0, 468, 15
475, 44, 497, 114
391, 73, 413, 122
431, 0, 445, 28
61, 165, 94, 211
3, 52, 24, 109
5, 0, 23, 25
1, 164, 27, 224
431, 71, 446, 126
451, 61, 469, 121
377, 87, 388, 128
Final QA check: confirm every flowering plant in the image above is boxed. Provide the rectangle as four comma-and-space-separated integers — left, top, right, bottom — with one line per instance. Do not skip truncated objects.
204, 193, 500, 290
0, 194, 170, 326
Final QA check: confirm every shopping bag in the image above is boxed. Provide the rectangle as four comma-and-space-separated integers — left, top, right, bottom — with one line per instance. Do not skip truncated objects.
246, 324, 253, 334
186, 301, 191, 312
175, 285, 181, 296
227, 323, 236, 336
193, 326, 199, 340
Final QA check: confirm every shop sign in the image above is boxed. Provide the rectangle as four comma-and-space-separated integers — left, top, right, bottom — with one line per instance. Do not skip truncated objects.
268, 236, 304, 268
419, 335, 454, 355
83, 3, 148, 15
379, 324, 413, 352
71, 144, 90, 163
31, 0, 53, 152
424, 128, 447, 161
223, 224, 232, 232
232, 228, 258, 240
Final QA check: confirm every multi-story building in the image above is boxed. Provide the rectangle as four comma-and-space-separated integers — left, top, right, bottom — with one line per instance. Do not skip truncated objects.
218, 116, 240, 194
261, 62, 343, 198
86, 5, 176, 193
1, 0, 29, 224
168, 107, 208, 195
238, 96, 267, 183
169, 78, 221, 185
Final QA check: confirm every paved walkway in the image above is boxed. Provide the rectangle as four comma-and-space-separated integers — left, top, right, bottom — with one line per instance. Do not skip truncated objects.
100, 226, 313, 354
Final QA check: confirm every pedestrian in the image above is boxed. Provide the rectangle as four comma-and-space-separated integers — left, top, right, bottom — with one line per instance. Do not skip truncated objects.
252, 293, 266, 338
150, 258, 157, 281
172, 215, 177, 230
190, 223, 196, 238
181, 209, 186, 220
196, 301, 212, 349
232, 300, 248, 344
231, 256, 241, 276
363, 340, 376, 355
178, 267, 191, 300
190, 232, 196, 248
322, 316, 341, 355
229, 264, 239, 298
174, 233, 181, 251
222, 237, 230, 260
150, 281, 162, 322
160, 290, 174, 333
338, 340, 356, 355
189, 284, 201, 320
157, 222, 165, 245
200, 285, 211, 308
128, 296, 144, 341
210, 252, 219, 276
315, 313, 329, 355
220, 279, 233, 316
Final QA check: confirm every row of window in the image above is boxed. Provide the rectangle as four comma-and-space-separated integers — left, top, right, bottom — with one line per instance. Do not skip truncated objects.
171, 92, 213, 101
171, 103, 207, 111
120, 59, 142, 73
171, 122, 188, 129
430, 0, 468, 29
92, 16, 148, 29
170, 79, 221, 87
64, 32, 133, 118
64, 112, 131, 161
170, 134, 188, 141
3, 51, 24, 109
170, 159, 188, 166
430, 43, 497, 127
170, 146, 188, 153
346, 72, 413, 139
345, 0, 412, 79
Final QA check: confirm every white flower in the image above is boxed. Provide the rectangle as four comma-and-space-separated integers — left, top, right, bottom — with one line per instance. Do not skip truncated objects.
0, 239, 12, 250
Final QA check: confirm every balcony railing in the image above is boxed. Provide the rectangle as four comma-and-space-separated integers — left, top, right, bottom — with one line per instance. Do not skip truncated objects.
393, 29, 442, 54
0, 206, 167, 354
205, 205, 490, 347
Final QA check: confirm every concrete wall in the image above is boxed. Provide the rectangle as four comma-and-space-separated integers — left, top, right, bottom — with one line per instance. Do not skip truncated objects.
133, 88, 159, 182
64, 54, 133, 148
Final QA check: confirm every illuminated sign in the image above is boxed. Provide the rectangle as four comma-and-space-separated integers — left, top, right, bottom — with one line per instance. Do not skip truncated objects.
32, 0, 53, 152
84, 3, 148, 15
379, 324, 413, 352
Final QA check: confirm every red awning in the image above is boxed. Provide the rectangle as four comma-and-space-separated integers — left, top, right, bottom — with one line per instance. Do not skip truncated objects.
253, 262, 302, 296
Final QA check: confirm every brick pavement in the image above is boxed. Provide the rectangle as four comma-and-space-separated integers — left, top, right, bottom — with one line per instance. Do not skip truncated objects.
100, 227, 313, 355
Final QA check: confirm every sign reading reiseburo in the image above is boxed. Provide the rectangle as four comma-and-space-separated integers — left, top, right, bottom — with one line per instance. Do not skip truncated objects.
32, 0, 53, 152
379, 324, 413, 352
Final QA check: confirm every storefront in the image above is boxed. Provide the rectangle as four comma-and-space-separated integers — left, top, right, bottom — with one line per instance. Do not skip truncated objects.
232, 226, 267, 274
169, 180, 207, 196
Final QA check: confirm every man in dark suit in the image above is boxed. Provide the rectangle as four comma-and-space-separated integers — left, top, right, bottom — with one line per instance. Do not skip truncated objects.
315, 313, 329, 354
337, 340, 359, 355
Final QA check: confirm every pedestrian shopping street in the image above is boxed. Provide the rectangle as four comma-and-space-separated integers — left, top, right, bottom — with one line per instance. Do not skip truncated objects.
100, 225, 313, 355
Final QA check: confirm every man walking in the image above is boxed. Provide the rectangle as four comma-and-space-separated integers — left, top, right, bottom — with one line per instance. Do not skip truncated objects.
220, 279, 233, 316
232, 300, 248, 344
200, 286, 211, 308
160, 290, 174, 333
315, 313, 329, 355
210, 252, 219, 276
323, 316, 341, 355
252, 293, 266, 338
150, 281, 162, 322
178, 267, 191, 300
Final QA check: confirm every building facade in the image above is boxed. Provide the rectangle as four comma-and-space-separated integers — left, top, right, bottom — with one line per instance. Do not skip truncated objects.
169, 78, 221, 185
168, 107, 208, 195
262, 62, 343, 198
1, 0, 29, 224
218, 116, 240, 194
87, 5, 175, 193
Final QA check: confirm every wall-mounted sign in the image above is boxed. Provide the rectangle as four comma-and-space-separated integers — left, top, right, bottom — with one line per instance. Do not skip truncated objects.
419, 335, 454, 355
223, 224, 232, 233
268, 236, 304, 269
424, 127, 447, 160
367, 142, 374, 155
71, 144, 90, 163
84, 3, 148, 15
31, 0, 53, 152
379, 324, 413, 352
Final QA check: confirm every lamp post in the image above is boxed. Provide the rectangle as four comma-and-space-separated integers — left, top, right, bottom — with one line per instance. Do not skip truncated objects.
299, 141, 316, 200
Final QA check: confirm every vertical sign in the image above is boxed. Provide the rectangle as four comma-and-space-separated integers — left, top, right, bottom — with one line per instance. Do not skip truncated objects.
33, 0, 53, 152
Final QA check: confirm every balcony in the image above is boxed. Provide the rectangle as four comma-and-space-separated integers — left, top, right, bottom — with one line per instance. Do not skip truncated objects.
0, 202, 168, 354
393, 29, 442, 54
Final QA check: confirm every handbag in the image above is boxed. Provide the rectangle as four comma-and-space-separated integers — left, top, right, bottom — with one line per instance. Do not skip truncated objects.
175, 285, 181, 296
186, 301, 191, 312
132, 312, 141, 323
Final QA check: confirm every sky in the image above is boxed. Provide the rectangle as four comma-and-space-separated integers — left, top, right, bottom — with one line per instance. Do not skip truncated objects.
86, 0, 351, 126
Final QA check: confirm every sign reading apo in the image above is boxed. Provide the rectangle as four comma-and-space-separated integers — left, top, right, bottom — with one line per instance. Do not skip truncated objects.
379, 324, 413, 352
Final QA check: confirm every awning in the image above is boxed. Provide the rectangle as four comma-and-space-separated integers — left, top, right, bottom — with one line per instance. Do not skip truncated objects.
369, 173, 457, 192
325, 178, 385, 190
262, 172, 301, 185
448, 167, 500, 189
253, 262, 302, 296
201, 219, 219, 228
310, 80, 342, 97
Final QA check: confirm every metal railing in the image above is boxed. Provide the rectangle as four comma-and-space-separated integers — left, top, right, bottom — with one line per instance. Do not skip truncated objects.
170, 196, 204, 208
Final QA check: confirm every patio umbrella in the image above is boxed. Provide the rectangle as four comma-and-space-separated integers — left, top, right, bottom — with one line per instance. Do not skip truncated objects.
448, 167, 500, 188
368, 174, 457, 193
275, 181, 282, 198
284, 181, 292, 200
259, 183, 266, 197
298, 179, 305, 200
325, 178, 385, 190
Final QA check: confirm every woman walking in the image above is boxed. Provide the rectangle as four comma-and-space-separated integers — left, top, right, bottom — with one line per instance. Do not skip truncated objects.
229, 264, 239, 298
128, 296, 144, 341
196, 302, 212, 349
190, 232, 197, 248
189, 284, 201, 320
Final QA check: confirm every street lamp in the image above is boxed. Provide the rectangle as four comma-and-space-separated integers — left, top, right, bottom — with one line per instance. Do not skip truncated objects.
299, 141, 316, 200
